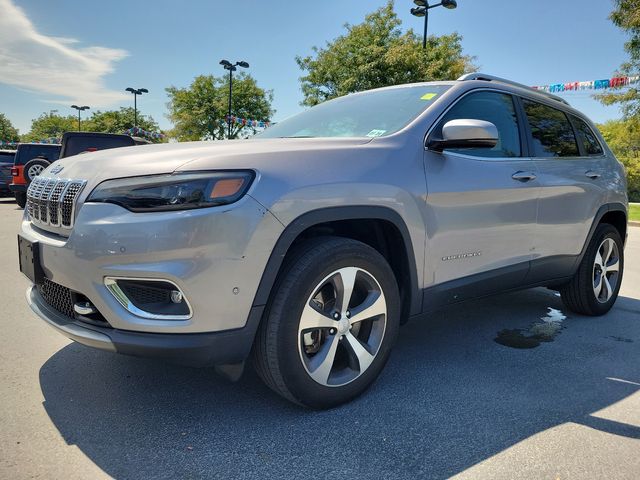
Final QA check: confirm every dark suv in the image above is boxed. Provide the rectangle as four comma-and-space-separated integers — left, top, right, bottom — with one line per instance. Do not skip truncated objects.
11, 133, 147, 208
10, 144, 61, 207
0, 150, 16, 196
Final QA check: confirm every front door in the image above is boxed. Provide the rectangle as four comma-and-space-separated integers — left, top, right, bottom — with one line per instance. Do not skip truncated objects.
423, 90, 539, 304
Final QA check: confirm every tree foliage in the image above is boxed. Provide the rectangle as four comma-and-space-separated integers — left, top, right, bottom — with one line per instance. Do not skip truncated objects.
296, 1, 475, 106
84, 107, 162, 142
598, 118, 640, 201
596, 0, 640, 117
165, 73, 274, 141
0, 113, 20, 143
21, 112, 76, 142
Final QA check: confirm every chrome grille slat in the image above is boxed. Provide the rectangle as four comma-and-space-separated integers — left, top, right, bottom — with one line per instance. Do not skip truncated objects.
26, 177, 86, 230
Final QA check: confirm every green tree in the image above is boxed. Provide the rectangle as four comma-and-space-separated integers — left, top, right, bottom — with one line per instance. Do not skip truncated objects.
0, 113, 20, 144
596, 0, 640, 118
22, 112, 75, 142
296, 1, 475, 106
84, 107, 163, 142
598, 118, 640, 201
166, 73, 274, 141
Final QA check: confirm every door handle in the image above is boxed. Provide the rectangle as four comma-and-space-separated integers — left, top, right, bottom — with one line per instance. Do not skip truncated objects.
512, 171, 537, 182
585, 170, 601, 179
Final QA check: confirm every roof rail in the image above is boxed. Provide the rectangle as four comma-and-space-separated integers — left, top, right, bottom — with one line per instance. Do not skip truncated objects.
457, 73, 570, 106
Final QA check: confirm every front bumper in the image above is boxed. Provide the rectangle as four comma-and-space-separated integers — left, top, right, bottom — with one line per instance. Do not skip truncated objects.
20, 195, 283, 335
27, 285, 264, 366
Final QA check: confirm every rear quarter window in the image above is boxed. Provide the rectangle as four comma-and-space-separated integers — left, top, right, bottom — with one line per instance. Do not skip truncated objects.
570, 115, 603, 156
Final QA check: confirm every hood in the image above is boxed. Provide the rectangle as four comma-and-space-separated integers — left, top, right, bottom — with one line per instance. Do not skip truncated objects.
41, 137, 373, 186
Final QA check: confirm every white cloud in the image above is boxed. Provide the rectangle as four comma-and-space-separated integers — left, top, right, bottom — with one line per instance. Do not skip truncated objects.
0, 0, 129, 107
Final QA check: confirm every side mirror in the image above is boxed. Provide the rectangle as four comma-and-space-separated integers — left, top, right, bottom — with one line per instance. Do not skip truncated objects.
427, 119, 498, 152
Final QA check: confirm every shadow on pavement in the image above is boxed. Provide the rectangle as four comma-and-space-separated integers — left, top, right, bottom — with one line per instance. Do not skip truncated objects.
39, 288, 640, 479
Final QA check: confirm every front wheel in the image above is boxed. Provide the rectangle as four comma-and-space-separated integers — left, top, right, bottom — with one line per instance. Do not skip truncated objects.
560, 224, 624, 316
253, 237, 400, 408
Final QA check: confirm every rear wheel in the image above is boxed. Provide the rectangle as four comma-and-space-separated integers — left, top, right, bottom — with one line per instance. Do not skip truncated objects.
253, 237, 400, 408
14, 191, 26, 209
560, 224, 624, 316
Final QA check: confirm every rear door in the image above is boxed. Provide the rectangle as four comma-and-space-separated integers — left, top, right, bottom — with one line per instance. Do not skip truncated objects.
423, 90, 539, 298
521, 99, 608, 282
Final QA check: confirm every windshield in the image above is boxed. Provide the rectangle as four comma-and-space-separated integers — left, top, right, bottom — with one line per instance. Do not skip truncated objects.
260, 84, 450, 139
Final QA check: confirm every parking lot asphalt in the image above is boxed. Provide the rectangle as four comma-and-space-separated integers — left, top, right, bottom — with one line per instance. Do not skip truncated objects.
0, 197, 639, 479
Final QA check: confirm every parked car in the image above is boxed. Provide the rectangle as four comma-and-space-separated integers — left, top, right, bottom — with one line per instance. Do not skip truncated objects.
19, 74, 627, 408
11, 133, 149, 208
0, 149, 16, 197
10, 144, 61, 207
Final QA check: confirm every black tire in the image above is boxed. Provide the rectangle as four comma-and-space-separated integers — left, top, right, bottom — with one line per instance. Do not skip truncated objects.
559, 224, 624, 316
14, 191, 26, 209
253, 237, 401, 409
23, 158, 51, 183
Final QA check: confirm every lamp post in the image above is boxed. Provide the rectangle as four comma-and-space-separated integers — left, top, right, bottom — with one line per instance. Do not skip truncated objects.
220, 59, 249, 139
70, 105, 90, 131
125, 87, 148, 128
410, 0, 457, 50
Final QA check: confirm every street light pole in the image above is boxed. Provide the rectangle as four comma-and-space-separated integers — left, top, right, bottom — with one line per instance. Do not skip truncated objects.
125, 87, 149, 128
410, 0, 457, 50
219, 59, 250, 139
71, 105, 90, 131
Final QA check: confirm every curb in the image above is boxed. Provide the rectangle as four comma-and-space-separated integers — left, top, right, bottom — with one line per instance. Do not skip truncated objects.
630, 221, 640, 227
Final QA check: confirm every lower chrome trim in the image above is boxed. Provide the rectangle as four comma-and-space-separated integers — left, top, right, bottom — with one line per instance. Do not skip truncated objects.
104, 276, 193, 320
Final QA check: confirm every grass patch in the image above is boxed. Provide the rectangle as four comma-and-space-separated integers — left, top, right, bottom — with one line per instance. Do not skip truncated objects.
630, 203, 640, 222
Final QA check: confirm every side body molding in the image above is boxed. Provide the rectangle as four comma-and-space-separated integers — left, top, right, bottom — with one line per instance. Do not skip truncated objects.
251, 206, 422, 317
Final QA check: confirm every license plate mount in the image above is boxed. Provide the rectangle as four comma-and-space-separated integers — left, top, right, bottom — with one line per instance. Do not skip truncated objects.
18, 235, 44, 284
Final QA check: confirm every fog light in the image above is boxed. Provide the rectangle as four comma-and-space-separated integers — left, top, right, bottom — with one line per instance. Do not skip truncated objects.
170, 290, 183, 304
104, 277, 192, 320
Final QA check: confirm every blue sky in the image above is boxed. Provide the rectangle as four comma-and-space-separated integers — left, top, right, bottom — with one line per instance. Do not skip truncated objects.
0, 0, 631, 136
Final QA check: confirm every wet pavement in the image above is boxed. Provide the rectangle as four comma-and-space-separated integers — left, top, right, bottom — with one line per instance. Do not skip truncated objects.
0, 198, 639, 479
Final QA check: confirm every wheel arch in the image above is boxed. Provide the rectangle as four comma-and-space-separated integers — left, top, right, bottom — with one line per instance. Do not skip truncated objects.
579, 203, 628, 264
251, 206, 422, 321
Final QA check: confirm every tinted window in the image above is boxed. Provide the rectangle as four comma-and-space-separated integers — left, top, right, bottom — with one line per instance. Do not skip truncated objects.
0, 152, 15, 163
62, 136, 135, 157
260, 85, 450, 139
432, 91, 521, 158
523, 100, 579, 157
15, 145, 61, 165
571, 115, 603, 155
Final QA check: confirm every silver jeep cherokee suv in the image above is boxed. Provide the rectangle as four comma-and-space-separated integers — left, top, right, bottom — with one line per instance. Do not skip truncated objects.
19, 74, 627, 408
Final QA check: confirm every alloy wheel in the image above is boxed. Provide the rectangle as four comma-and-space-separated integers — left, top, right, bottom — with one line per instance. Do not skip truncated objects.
27, 164, 45, 178
593, 237, 620, 303
297, 267, 387, 387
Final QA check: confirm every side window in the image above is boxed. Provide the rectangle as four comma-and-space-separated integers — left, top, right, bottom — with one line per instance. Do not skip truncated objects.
433, 91, 521, 158
522, 100, 579, 157
571, 115, 603, 156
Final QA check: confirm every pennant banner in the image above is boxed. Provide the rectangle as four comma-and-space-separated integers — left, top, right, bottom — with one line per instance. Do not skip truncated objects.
533, 75, 640, 93
224, 115, 270, 128
123, 127, 165, 139
0, 138, 60, 147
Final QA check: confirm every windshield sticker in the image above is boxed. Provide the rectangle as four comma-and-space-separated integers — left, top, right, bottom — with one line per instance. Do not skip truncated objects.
420, 93, 438, 101
366, 129, 387, 138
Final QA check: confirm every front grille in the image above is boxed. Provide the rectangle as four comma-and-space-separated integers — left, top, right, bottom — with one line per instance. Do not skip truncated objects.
26, 177, 86, 229
38, 278, 75, 318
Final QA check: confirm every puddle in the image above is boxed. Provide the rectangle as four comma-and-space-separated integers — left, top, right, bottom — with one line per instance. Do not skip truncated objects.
495, 307, 566, 349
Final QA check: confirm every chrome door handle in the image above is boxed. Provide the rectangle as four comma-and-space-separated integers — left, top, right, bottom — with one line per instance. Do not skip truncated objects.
512, 171, 537, 182
585, 170, 601, 179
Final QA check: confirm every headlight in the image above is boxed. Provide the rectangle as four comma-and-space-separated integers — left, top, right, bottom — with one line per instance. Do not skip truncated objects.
86, 171, 254, 212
